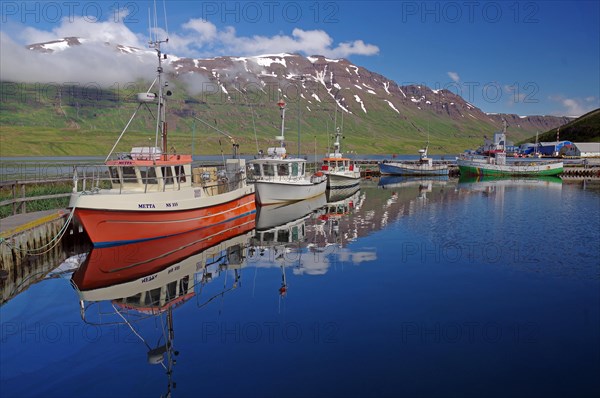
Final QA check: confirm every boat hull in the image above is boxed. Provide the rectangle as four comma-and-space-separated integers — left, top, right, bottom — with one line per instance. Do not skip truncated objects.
73, 188, 256, 247
254, 180, 327, 205
72, 212, 256, 291
326, 172, 361, 189
379, 162, 449, 176
457, 158, 564, 177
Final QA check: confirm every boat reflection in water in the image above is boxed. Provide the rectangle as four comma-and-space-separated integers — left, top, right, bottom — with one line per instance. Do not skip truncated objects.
251, 193, 328, 284
251, 186, 376, 279
70, 215, 256, 396
379, 175, 449, 203
379, 176, 449, 190
255, 193, 327, 232
457, 175, 563, 190
318, 185, 363, 248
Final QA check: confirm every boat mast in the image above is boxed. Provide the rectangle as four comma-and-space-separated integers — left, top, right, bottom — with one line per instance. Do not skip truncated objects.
277, 99, 286, 149
149, 35, 169, 159
501, 118, 508, 153
333, 127, 341, 156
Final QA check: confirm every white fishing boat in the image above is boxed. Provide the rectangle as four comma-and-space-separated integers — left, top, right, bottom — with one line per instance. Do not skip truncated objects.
68, 31, 255, 247
248, 100, 327, 205
379, 143, 448, 176
321, 128, 361, 189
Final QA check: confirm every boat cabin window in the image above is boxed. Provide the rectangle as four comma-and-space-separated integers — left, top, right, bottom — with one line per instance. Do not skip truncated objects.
122, 166, 138, 183
121, 292, 142, 305
263, 164, 275, 177
292, 162, 299, 176
252, 163, 261, 177
109, 167, 119, 184
292, 226, 300, 241
175, 165, 186, 183
146, 288, 162, 306
165, 281, 177, 301
161, 166, 174, 184
140, 167, 158, 184
278, 163, 289, 176
263, 231, 275, 242
278, 229, 290, 243
180, 276, 189, 295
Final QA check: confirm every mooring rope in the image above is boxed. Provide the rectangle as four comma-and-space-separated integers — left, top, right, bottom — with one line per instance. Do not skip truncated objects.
0, 193, 82, 256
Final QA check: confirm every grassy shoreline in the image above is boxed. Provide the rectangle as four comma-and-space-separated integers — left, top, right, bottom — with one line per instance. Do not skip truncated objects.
0, 125, 468, 157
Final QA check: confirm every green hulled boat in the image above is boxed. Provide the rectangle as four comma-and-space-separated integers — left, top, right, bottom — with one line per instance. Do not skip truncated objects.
457, 153, 564, 177
458, 119, 563, 177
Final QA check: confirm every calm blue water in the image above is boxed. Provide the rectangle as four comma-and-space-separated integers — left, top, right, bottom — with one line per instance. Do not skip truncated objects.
1, 177, 599, 397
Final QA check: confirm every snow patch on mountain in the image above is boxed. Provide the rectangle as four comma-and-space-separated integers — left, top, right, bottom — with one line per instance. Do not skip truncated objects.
354, 95, 367, 113
256, 57, 285, 68
385, 100, 400, 114
383, 81, 391, 95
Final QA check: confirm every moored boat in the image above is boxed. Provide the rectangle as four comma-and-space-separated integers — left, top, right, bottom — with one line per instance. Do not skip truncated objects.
457, 153, 564, 177
379, 144, 449, 176
457, 120, 563, 177
321, 128, 361, 189
248, 100, 327, 205
68, 34, 255, 247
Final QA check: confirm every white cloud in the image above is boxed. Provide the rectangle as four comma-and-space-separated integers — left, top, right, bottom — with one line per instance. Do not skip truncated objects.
1, 15, 379, 86
549, 95, 599, 117
18, 16, 145, 48
181, 18, 217, 44
5, 14, 379, 57
447, 71, 460, 83
561, 98, 587, 116
0, 31, 155, 86
195, 26, 378, 58
503, 84, 526, 107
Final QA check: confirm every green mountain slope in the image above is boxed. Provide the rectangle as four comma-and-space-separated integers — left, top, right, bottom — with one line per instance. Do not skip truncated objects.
519, 108, 600, 144
0, 50, 573, 157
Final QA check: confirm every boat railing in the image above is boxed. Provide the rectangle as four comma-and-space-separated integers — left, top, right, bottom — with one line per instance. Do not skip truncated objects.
71, 162, 247, 195
247, 174, 309, 183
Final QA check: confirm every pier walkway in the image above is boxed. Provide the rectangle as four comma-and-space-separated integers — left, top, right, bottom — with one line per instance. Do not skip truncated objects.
0, 209, 69, 238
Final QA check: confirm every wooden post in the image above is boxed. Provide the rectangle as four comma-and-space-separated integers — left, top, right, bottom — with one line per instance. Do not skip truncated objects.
12, 183, 16, 215
21, 183, 26, 214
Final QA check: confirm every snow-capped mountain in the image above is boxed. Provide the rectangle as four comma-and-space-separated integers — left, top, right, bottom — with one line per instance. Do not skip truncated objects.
17, 37, 571, 150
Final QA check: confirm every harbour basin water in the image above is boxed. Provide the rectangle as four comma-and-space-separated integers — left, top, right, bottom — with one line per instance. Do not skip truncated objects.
1, 177, 599, 397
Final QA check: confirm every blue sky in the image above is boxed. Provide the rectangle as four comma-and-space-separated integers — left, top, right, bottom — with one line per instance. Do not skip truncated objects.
1, 0, 598, 117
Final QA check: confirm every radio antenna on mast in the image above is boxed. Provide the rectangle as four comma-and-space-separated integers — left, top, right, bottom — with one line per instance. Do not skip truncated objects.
162, 0, 170, 38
